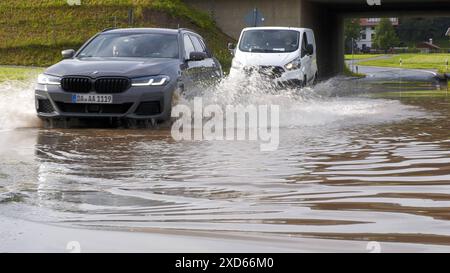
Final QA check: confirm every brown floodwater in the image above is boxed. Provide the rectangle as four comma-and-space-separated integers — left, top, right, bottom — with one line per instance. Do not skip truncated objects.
0, 75, 449, 252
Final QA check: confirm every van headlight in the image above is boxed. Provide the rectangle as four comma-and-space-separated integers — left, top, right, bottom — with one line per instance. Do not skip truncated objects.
284, 57, 301, 71
37, 74, 61, 85
231, 59, 244, 69
131, 75, 171, 86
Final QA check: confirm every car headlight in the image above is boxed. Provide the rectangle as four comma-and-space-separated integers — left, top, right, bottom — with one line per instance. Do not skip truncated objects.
284, 57, 301, 71
131, 75, 171, 87
231, 59, 244, 69
37, 74, 61, 85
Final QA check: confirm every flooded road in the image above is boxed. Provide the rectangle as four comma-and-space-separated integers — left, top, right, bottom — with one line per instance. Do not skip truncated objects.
1, 72, 450, 252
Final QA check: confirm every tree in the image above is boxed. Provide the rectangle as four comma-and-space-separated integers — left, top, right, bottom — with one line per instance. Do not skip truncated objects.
373, 18, 400, 52
397, 17, 450, 44
344, 18, 361, 53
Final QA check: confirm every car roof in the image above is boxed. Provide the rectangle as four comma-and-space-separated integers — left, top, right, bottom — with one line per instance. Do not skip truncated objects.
102, 28, 181, 35
241, 26, 312, 32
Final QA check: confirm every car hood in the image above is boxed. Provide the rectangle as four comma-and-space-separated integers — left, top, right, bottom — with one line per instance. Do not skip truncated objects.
45, 57, 180, 78
234, 51, 299, 67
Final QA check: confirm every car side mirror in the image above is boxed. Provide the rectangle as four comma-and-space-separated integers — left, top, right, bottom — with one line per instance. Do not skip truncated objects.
188, 51, 207, 62
227, 42, 236, 56
306, 44, 314, 56
62, 49, 75, 59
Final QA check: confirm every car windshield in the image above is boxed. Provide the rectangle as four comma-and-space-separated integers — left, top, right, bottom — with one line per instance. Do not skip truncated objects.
77, 33, 179, 59
239, 30, 300, 53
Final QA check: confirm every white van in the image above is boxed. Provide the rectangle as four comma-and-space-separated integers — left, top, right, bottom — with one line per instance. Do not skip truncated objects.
229, 27, 318, 87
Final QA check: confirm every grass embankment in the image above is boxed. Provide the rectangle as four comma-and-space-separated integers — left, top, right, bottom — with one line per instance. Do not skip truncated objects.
357, 54, 450, 74
344, 54, 383, 60
0, 0, 234, 70
0, 66, 44, 82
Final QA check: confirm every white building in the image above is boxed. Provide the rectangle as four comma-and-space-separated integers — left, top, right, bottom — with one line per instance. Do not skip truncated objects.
356, 18, 399, 51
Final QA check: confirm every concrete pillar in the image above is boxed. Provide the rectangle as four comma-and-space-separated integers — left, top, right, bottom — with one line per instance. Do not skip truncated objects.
299, 0, 344, 77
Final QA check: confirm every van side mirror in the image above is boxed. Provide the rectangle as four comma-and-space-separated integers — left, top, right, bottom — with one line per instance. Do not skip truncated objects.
227, 42, 236, 56
62, 49, 75, 59
306, 44, 314, 56
188, 51, 207, 61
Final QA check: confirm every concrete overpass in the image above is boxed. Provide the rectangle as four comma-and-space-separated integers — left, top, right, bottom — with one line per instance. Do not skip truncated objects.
185, 0, 450, 77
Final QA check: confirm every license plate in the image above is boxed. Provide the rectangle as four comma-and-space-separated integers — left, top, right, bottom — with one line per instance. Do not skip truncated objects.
71, 94, 113, 104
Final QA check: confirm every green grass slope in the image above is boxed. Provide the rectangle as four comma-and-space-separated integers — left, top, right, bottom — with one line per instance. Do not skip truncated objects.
357, 54, 450, 74
0, 66, 44, 82
0, 0, 234, 70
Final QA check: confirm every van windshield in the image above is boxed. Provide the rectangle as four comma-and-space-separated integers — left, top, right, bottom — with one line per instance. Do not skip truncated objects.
239, 30, 300, 53
78, 33, 179, 59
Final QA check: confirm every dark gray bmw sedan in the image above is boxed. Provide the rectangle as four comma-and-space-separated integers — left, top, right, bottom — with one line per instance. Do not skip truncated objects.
35, 28, 222, 127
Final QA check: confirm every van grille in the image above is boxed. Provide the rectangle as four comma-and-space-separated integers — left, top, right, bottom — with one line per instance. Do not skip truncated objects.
258, 66, 285, 78
244, 66, 285, 79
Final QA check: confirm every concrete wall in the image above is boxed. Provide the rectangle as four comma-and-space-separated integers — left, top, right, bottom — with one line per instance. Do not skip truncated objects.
186, 0, 303, 38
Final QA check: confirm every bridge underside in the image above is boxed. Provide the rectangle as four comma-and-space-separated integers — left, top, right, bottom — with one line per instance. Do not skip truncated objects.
185, 0, 450, 77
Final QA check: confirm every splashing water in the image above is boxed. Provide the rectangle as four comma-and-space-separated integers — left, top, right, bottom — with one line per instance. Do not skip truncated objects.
0, 73, 425, 131
0, 79, 41, 130
180, 73, 425, 129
